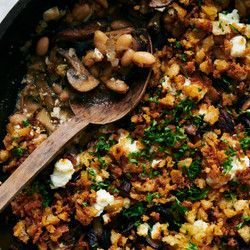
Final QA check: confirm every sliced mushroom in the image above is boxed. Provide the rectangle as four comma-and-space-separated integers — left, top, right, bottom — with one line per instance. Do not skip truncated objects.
235, 0, 248, 17
184, 124, 198, 136
241, 97, 250, 112
147, 12, 162, 36
105, 27, 135, 37
54, 19, 107, 41
206, 86, 221, 103
58, 49, 100, 92
145, 236, 163, 249
149, 205, 179, 231
217, 108, 234, 132
87, 227, 99, 250
104, 78, 129, 94
34, 108, 56, 133
149, 0, 173, 8
36, 77, 55, 108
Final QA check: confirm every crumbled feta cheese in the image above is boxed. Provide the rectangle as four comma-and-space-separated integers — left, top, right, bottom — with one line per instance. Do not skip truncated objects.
92, 48, 104, 61
152, 159, 161, 168
50, 159, 74, 189
54, 99, 60, 106
118, 131, 140, 153
102, 213, 111, 224
198, 104, 219, 126
219, 9, 240, 23
213, 9, 250, 38
51, 107, 68, 124
230, 35, 247, 57
137, 223, 149, 237
96, 175, 103, 183
156, 7, 166, 12
51, 107, 60, 118
68, 48, 75, 57
183, 78, 191, 87
162, 76, 177, 95
199, 107, 206, 115
182, 78, 207, 102
229, 156, 249, 181
93, 189, 114, 217
151, 222, 163, 239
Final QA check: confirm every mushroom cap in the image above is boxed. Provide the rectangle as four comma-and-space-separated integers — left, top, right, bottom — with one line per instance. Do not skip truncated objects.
66, 68, 100, 93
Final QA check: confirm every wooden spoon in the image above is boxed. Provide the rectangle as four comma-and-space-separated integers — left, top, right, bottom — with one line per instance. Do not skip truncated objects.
0, 29, 153, 212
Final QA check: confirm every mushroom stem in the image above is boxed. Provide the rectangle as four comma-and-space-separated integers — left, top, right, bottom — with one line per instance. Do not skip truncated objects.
58, 49, 100, 93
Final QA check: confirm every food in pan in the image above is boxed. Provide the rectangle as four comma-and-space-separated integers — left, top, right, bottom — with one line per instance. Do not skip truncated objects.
0, 0, 249, 249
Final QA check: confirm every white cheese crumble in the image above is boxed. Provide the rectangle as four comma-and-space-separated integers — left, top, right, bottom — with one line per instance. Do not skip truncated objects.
230, 35, 247, 57
183, 78, 191, 87
229, 156, 249, 181
198, 107, 206, 116
50, 159, 74, 189
93, 189, 114, 217
151, 222, 162, 239
102, 213, 111, 224
162, 76, 177, 95
152, 159, 162, 168
213, 9, 250, 38
118, 130, 140, 153
219, 9, 240, 23
137, 223, 149, 237
93, 48, 104, 61
51, 107, 68, 124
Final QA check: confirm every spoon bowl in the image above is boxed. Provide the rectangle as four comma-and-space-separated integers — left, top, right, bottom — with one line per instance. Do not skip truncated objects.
71, 67, 150, 124
0, 29, 153, 212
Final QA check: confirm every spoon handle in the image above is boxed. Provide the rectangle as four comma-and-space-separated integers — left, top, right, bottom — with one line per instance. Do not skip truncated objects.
0, 114, 89, 212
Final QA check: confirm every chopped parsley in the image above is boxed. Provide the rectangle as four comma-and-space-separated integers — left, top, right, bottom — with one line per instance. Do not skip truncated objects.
146, 192, 160, 203
178, 53, 186, 62
223, 190, 237, 203
123, 202, 145, 217
129, 158, 139, 164
176, 186, 209, 201
225, 145, 236, 156
236, 216, 250, 230
24, 181, 52, 207
11, 147, 23, 156
229, 24, 239, 33
185, 241, 198, 250
91, 181, 109, 190
222, 157, 233, 175
112, 188, 120, 193
176, 41, 182, 49
240, 132, 250, 150
187, 160, 201, 180
22, 119, 30, 127
219, 21, 224, 32
148, 96, 159, 104
95, 136, 115, 153
172, 197, 188, 216
87, 168, 97, 177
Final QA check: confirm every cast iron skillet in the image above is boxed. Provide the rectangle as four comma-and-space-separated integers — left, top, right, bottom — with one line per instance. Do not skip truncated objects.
0, 0, 79, 248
